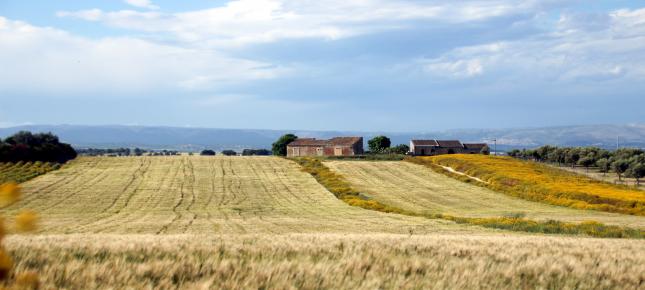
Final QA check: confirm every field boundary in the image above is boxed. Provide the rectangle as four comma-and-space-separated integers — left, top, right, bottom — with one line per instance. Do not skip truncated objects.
292, 157, 644, 239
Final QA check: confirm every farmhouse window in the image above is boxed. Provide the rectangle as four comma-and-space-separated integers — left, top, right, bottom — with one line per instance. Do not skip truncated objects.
334, 147, 343, 156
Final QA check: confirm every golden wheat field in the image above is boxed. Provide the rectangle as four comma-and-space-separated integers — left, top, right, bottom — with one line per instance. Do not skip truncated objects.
325, 161, 645, 228
4, 156, 469, 234
3, 156, 645, 289
7, 233, 645, 289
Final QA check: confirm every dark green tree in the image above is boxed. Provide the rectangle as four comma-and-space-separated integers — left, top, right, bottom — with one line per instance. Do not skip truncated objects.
611, 159, 630, 181
387, 144, 409, 154
577, 156, 595, 172
368, 136, 391, 153
221, 150, 237, 156
200, 149, 216, 156
626, 162, 645, 185
272, 134, 298, 156
596, 158, 610, 176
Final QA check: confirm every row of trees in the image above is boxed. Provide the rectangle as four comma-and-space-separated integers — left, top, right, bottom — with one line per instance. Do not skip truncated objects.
0, 131, 77, 163
201, 149, 270, 156
508, 146, 645, 184
77, 148, 148, 156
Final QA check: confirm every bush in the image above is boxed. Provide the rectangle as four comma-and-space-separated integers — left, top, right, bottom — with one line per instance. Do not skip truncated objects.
200, 150, 216, 156
0, 131, 76, 163
221, 150, 237, 156
272, 134, 298, 156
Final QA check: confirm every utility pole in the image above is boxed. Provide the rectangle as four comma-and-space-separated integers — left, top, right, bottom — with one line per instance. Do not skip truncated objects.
493, 138, 497, 156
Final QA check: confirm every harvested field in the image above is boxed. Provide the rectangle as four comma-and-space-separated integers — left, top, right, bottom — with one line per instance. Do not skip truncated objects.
6, 233, 644, 289
3, 156, 469, 235
325, 161, 645, 228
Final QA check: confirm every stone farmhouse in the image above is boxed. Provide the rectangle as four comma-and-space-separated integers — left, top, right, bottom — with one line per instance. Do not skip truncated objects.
286, 137, 364, 157
410, 140, 487, 156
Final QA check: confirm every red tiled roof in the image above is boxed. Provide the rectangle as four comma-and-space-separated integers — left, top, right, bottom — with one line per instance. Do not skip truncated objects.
288, 138, 328, 146
328, 137, 362, 146
436, 140, 463, 148
411, 140, 439, 146
288, 137, 362, 147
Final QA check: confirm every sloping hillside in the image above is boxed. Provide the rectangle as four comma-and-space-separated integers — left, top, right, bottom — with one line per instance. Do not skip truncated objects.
325, 161, 645, 228
4, 156, 467, 235
410, 155, 645, 215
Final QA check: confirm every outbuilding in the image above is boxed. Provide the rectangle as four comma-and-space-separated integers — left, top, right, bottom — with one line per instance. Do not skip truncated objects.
287, 137, 364, 157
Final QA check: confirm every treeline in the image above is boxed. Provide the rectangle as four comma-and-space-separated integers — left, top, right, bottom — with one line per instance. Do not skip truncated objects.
508, 146, 645, 184
78, 148, 180, 156
200, 149, 270, 156
0, 131, 76, 163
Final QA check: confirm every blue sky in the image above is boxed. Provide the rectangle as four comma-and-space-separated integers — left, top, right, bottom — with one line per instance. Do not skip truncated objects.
1, 0, 644, 131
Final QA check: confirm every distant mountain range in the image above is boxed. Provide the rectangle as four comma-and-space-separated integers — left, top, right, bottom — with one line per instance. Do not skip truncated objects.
1, 124, 644, 152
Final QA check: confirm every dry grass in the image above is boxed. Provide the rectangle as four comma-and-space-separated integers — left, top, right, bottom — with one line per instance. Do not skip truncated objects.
557, 165, 645, 190
6, 233, 645, 289
3, 156, 470, 235
325, 161, 645, 228
409, 155, 645, 215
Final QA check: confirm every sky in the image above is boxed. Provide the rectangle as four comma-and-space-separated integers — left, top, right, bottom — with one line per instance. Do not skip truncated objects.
0, 0, 644, 131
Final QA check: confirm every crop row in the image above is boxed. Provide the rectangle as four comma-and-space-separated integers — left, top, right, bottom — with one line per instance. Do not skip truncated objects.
0, 161, 60, 184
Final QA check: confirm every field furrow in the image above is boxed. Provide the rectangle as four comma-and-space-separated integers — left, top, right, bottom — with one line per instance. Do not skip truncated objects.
325, 161, 645, 228
4, 156, 475, 235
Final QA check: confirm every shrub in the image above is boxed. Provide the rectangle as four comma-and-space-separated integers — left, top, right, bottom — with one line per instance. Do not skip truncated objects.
272, 134, 298, 156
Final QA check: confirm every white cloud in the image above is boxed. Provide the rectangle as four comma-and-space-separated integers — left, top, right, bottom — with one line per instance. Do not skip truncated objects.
124, 0, 159, 10
417, 8, 645, 83
423, 59, 484, 78
0, 17, 286, 96
56, 0, 557, 47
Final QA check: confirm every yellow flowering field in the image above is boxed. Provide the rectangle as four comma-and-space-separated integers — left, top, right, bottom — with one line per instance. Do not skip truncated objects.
409, 155, 645, 216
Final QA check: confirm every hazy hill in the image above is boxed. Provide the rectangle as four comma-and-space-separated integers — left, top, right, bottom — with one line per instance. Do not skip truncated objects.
1, 124, 644, 151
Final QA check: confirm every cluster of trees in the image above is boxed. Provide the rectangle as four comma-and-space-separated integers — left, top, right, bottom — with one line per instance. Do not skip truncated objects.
367, 136, 409, 154
148, 150, 180, 156
77, 148, 148, 156
0, 131, 77, 163
242, 149, 270, 156
508, 146, 645, 184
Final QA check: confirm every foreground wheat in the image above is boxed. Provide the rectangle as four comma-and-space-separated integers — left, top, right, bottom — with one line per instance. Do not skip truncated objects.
6, 233, 645, 289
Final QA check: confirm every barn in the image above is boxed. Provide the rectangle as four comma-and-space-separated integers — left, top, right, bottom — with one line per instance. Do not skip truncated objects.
287, 137, 364, 157
410, 140, 488, 156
